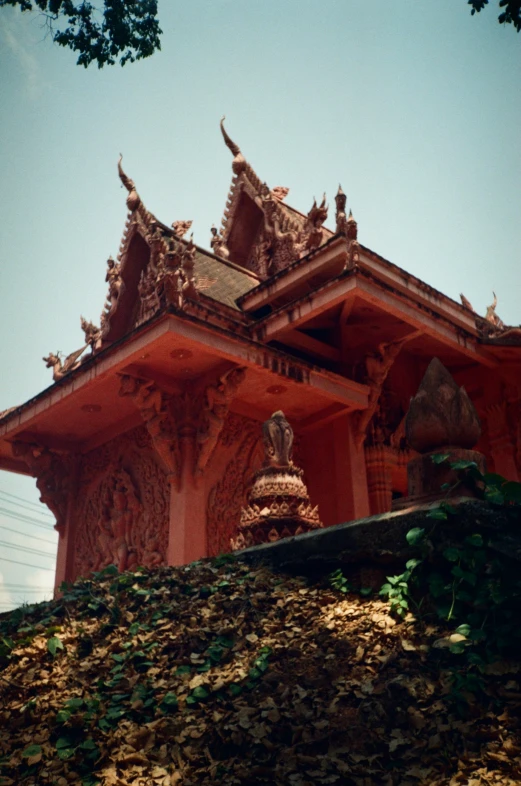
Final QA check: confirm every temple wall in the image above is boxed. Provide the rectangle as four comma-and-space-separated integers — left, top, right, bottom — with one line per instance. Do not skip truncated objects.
71, 425, 170, 581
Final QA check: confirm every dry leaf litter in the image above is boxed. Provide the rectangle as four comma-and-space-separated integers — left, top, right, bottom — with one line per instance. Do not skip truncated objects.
0, 559, 520, 786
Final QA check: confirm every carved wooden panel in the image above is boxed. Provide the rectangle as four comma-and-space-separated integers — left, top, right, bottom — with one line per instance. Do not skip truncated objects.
73, 425, 169, 580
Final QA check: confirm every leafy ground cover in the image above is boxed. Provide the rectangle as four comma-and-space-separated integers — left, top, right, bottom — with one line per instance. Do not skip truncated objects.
1, 554, 520, 786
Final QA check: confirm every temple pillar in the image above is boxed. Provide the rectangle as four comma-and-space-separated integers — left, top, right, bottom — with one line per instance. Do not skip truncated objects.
167, 429, 207, 565
364, 445, 394, 515
486, 403, 519, 481
54, 457, 79, 591
303, 412, 369, 526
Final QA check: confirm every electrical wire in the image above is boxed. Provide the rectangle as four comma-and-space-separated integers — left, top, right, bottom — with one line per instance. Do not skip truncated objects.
0, 507, 55, 531
0, 540, 55, 559
0, 584, 54, 590
0, 524, 56, 545
0, 492, 54, 519
0, 489, 54, 516
0, 556, 54, 571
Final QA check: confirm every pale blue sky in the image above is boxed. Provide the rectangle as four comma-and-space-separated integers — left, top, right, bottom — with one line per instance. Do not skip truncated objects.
0, 0, 519, 608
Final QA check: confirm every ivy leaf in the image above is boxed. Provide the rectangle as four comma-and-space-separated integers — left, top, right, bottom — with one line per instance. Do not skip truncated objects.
503, 481, 521, 503
159, 692, 178, 713
192, 686, 209, 700
450, 459, 478, 470
56, 710, 71, 724
55, 737, 76, 760
455, 624, 471, 637
427, 508, 448, 520
406, 527, 426, 545
431, 453, 450, 464
21, 744, 42, 765
47, 636, 64, 657
464, 534, 483, 547
443, 547, 461, 562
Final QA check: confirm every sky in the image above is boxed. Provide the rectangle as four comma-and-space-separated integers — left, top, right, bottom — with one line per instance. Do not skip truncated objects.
0, 0, 519, 611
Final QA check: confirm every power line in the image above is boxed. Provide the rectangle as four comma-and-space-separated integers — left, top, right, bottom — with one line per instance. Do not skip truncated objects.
0, 584, 54, 590
0, 540, 55, 559
0, 489, 54, 516
0, 556, 54, 571
0, 493, 54, 520
0, 524, 56, 545
0, 507, 55, 531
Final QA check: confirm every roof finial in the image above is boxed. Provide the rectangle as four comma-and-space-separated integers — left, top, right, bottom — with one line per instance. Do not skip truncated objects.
220, 116, 241, 157
335, 185, 347, 233
118, 154, 135, 193
117, 154, 140, 212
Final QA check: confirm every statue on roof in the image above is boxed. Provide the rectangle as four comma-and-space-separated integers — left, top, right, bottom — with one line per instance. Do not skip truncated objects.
210, 225, 230, 260
335, 185, 347, 233
172, 220, 193, 239
271, 186, 290, 202
105, 256, 122, 306
43, 346, 86, 382
302, 195, 328, 253
485, 292, 504, 331
80, 316, 101, 351
460, 293, 474, 311
181, 236, 198, 300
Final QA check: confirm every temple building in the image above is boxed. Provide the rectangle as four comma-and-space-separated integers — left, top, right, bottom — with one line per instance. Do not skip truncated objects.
0, 120, 520, 590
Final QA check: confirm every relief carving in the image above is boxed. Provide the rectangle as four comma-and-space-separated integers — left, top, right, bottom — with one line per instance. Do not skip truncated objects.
120, 367, 246, 487
119, 375, 181, 487
73, 426, 169, 579
355, 339, 407, 448
196, 367, 246, 477
206, 413, 263, 557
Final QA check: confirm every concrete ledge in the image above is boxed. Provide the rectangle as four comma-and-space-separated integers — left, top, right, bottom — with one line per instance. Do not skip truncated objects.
235, 498, 521, 575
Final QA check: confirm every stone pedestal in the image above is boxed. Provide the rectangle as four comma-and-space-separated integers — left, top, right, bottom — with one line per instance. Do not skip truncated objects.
232, 464, 322, 550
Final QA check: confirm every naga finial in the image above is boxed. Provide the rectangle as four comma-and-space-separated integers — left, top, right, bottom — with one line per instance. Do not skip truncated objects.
118, 154, 135, 192
220, 116, 241, 157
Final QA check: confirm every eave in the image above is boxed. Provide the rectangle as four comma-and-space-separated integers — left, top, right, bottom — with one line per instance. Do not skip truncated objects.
253, 265, 498, 369
0, 309, 368, 473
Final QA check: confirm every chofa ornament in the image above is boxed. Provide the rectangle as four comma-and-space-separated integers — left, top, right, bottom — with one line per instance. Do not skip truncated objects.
232, 411, 322, 550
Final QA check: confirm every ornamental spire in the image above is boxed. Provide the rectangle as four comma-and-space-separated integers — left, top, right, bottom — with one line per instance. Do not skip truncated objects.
117, 154, 140, 212
220, 116, 241, 157
220, 116, 246, 175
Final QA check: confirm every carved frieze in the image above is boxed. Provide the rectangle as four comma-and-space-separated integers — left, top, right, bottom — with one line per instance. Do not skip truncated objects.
73, 426, 169, 579
120, 367, 246, 488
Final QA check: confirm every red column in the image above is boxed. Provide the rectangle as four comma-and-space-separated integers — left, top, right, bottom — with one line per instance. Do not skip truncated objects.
486, 403, 519, 481
364, 445, 394, 515
167, 428, 207, 565
54, 457, 79, 592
